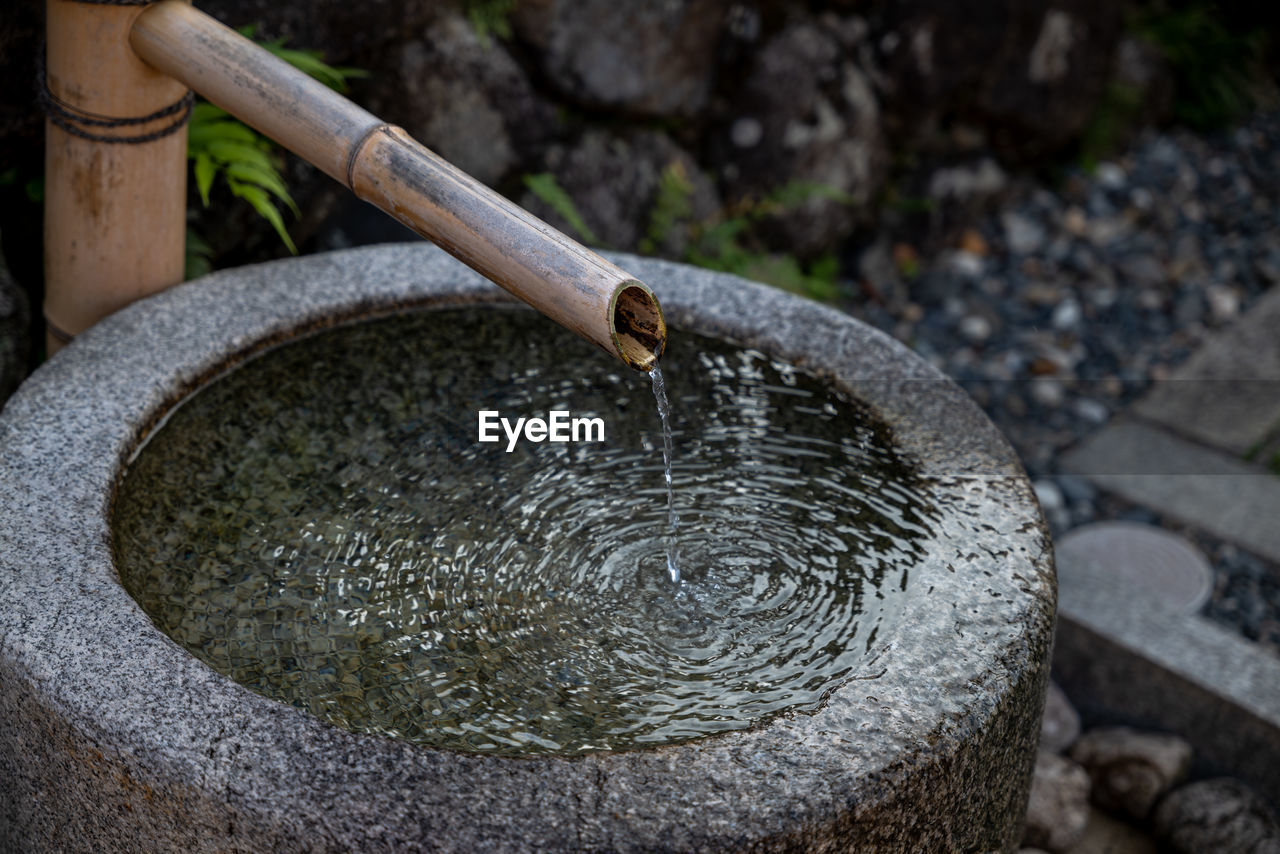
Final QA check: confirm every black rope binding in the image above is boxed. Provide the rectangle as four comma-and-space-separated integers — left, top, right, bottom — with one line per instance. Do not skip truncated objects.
36, 46, 193, 144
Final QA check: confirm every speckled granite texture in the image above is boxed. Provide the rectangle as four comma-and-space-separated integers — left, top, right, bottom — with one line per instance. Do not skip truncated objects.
0, 245, 1055, 852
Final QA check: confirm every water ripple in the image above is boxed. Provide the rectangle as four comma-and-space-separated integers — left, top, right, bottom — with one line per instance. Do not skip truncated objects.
115, 307, 939, 754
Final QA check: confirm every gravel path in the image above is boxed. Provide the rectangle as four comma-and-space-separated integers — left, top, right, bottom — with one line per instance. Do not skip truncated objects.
846, 111, 1280, 653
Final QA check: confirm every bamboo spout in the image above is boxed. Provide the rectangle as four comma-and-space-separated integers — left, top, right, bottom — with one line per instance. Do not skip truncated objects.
128, 1, 665, 371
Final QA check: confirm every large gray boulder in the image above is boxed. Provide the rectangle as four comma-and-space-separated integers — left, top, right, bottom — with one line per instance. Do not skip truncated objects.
521, 130, 720, 257
711, 16, 886, 257
512, 0, 731, 118
380, 9, 558, 188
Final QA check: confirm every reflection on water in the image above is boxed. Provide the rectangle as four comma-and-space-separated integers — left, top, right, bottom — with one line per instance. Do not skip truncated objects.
114, 306, 938, 754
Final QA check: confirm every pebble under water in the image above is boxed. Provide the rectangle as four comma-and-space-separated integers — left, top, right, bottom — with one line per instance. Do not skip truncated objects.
113, 306, 939, 755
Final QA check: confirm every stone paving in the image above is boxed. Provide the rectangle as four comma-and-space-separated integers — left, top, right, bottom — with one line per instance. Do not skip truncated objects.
1060, 282, 1280, 606
1035, 275, 1280, 851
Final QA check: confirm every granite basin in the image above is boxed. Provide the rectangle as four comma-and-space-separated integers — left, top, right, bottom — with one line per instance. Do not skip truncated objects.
0, 245, 1055, 852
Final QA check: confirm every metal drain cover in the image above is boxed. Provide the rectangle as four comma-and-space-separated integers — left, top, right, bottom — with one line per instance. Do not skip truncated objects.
1055, 521, 1214, 615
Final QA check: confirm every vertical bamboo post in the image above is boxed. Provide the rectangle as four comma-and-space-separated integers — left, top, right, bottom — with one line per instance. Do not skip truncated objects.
43, 0, 191, 355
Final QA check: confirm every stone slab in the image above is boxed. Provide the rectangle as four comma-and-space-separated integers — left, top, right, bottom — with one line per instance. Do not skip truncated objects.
1132, 285, 1280, 457
1059, 420, 1280, 565
1052, 549, 1280, 806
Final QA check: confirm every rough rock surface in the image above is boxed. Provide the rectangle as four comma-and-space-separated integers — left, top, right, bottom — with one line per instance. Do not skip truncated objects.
712, 17, 886, 257
521, 130, 720, 256
1022, 750, 1092, 853
1070, 727, 1193, 820
511, 0, 730, 118
868, 0, 1126, 157
1040, 681, 1083, 755
869, 0, 1022, 144
380, 9, 557, 188
0, 235, 30, 407
1154, 778, 1280, 854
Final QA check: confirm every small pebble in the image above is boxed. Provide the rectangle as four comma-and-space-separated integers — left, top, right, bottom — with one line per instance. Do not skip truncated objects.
958, 314, 993, 343
1039, 681, 1082, 754
1022, 751, 1091, 853
1072, 398, 1109, 425
1051, 299, 1083, 331
1070, 727, 1192, 820
1154, 778, 1280, 854
1033, 480, 1065, 514
1004, 212, 1047, 255
1032, 379, 1066, 408
1206, 285, 1240, 323
1095, 162, 1127, 189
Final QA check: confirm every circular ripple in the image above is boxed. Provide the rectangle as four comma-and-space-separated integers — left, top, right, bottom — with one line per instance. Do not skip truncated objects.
114, 306, 940, 754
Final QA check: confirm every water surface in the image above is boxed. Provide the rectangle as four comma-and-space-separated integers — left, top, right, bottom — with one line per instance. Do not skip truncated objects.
114, 306, 938, 754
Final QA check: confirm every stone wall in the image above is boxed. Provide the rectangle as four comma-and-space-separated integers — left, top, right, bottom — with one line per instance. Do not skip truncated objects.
0, 0, 1186, 370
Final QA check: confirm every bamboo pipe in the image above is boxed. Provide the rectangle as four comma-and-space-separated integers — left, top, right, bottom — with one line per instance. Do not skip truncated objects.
128, 1, 666, 371
44, 0, 191, 356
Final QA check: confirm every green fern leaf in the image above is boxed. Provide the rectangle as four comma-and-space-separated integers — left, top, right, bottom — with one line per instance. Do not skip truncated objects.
640, 161, 695, 255
224, 162, 299, 216
205, 140, 277, 172
194, 152, 216, 207
227, 179, 297, 254
187, 120, 261, 148
523, 173, 600, 246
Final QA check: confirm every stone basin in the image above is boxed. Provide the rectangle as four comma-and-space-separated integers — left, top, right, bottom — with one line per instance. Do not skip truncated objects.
0, 244, 1054, 852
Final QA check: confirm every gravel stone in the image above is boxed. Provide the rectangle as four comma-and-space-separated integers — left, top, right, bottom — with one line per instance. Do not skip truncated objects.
1039, 681, 1082, 755
845, 110, 1280, 651
1154, 778, 1280, 854
1070, 727, 1193, 820
1022, 750, 1092, 853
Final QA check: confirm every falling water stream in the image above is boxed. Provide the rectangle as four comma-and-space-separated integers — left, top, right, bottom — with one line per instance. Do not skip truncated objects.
114, 306, 940, 755
649, 365, 680, 584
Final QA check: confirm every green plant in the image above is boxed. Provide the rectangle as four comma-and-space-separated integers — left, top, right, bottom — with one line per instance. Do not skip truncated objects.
1078, 82, 1145, 171
523, 172, 601, 245
464, 0, 516, 46
1269, 451, 1280, 476
0, 169, 43, 204
185, 228, 214, 281
1135, 2, 1267, 130
639, 162, 695, 256
186, 28, 366, 270
520, 167, 850, 302
241, 25, 368, 91
682, 181, 851, 302
687, 225, 841, 302
188, 102, 300, 253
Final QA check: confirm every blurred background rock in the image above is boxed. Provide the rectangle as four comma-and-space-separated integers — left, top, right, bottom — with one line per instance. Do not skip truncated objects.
1, 0, 1276, 377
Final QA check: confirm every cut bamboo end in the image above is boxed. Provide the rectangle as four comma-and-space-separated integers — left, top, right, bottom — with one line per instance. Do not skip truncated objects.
610, 282, 665, 372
